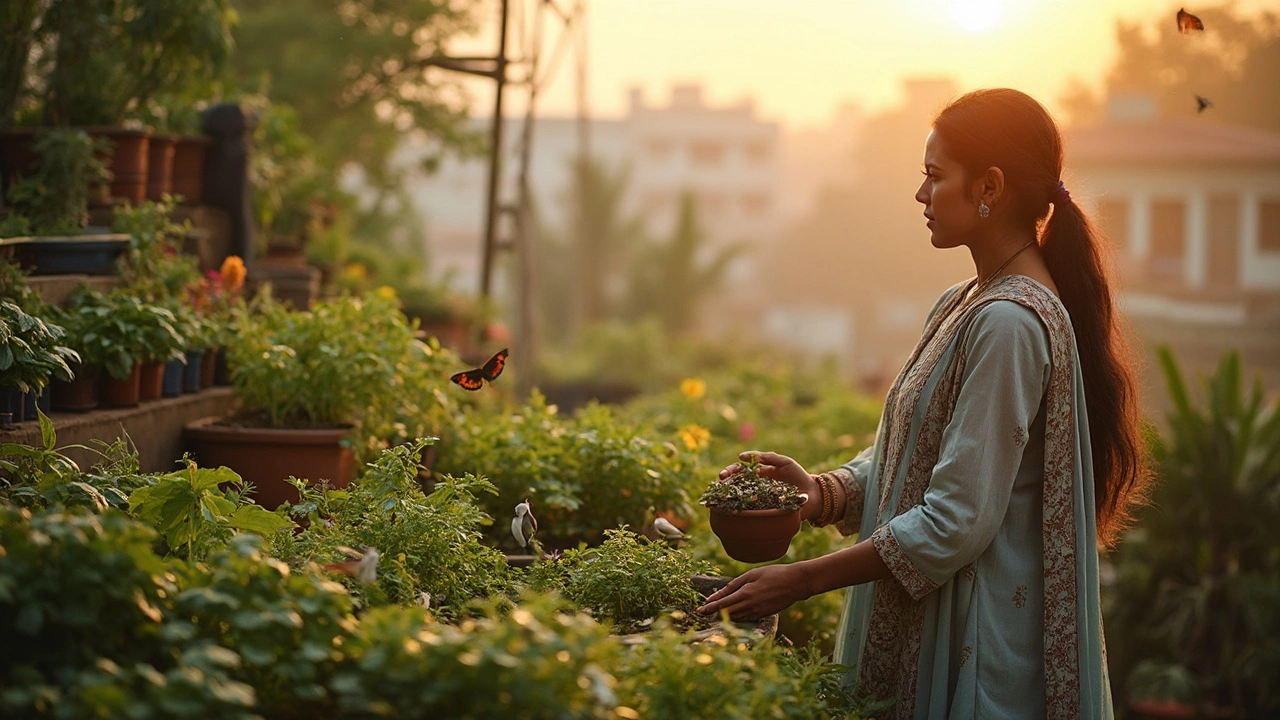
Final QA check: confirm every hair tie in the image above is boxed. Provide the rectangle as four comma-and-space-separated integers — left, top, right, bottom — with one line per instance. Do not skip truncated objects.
1054, 180, 1070, 203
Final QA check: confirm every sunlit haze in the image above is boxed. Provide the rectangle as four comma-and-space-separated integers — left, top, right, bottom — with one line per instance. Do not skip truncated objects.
453, 0, 1276, 128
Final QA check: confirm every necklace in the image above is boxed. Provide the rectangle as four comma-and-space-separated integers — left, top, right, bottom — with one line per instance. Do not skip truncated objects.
974, 239, 1037, 296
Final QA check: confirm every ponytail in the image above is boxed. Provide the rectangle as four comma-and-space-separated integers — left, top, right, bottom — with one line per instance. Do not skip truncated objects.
1041, 197, 1149, 548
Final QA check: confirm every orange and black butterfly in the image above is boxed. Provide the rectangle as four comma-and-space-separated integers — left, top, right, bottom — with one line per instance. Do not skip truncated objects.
1177, 8, 1204, 34
450, 348, 508, 390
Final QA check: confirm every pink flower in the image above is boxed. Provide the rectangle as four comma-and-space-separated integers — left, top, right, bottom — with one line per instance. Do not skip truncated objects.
737, 422, 755, 442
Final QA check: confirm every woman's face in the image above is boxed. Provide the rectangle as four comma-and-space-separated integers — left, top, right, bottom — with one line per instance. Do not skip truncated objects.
915, 130, 980, 249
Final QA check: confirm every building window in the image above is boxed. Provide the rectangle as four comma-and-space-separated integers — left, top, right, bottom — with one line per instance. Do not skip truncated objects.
1260, 198, 1280, 252
744, 140, 770, 164
1149, 199, 1186, 279
689, 141, 725, 167
1095, 199, 1129, 250
1207, 195, 1239, 288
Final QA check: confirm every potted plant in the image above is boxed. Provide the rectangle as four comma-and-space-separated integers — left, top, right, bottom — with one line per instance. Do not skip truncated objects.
5, 129, 134, 275
0, 300, 79, 424
186, 291, 424, 509
1106, 349, 1280, 718
700, 454, 807, 563
52, 289, 171, 409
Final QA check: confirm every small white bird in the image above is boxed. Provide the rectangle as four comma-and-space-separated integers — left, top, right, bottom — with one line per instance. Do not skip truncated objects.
512, 498, 538, 549
654, 517, 686, 543
322, 546, 380, 585
418, 592, 432, 610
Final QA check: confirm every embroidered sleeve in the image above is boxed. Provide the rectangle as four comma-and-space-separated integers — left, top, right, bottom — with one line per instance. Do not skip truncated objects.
882, 301, 1051, 595
833, 446, 874, 536
870, 523, 938, 600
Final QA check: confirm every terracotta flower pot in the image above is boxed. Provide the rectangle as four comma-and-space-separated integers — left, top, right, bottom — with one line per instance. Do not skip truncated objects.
85, 126, 152, 203
184, 417, 356, 510
145, 133, 178, 201
171, 135, 210, 204
100, 362, 142, 408
708, 506, 802, 563
51, 364, 102, 412
200, 347, 219, 389
139, 360, 166, 401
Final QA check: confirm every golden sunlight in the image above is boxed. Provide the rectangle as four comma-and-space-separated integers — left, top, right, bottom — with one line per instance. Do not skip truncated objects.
946, 0, 1009, 34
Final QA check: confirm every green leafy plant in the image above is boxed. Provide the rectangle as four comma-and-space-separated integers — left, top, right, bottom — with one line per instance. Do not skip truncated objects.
1106, 348, 1280, 714
4, 128, 110, 235
55, 288, 182, 379
527, 526, 716, 627
226, 292, 420, 430
273, 439, 515, 613
112, 198, 201, 303
699, 455, 805, 512
127, 461, 294, 560
435, 391, 703, 546
0, 300, 79, 393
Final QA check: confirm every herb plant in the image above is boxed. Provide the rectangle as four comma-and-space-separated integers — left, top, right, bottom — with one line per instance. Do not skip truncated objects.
0, 300, 79, 393
699, 455, 805, 512
527, 526, 715, 626
3, 128, 110, 235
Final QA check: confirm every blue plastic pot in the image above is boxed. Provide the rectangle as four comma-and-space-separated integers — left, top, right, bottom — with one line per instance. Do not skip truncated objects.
162, 358, 184, 397
183, 350, 204, 393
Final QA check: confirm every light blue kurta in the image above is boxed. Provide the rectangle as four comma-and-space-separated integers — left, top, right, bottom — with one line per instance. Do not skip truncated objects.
829, 276, 1113, 720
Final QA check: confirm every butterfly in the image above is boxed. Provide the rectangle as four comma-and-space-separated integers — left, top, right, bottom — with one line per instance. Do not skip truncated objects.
450, 348, 508, 390
1195, 95, 1213, 113
1177, 8, 1204, 34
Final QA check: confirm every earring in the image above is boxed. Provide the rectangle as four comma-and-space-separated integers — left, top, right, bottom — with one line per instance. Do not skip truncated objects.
978, 202, 990, 218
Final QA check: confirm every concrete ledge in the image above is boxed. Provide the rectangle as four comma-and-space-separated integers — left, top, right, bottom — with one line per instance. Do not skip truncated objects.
0, 388, 238, 473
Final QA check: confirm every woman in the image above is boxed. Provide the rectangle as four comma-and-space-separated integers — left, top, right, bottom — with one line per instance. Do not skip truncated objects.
698, 89, 1148, 719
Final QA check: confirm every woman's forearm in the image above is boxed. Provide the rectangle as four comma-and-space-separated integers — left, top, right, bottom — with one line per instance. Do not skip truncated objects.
798, 538, 892, 596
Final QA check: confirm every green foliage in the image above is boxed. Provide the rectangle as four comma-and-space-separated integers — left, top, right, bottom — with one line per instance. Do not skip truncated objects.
227, 292, 412, 429
0, 0, 43, 127
4, 128, 111, 235
112, 197, 201, 303
614, 629, 880, 720
700, 455, 805, 512
528, 526, 716, 624
330, 596, 619, 718
54, 287, 183, 379
0, 299, 79, 392
35, 0, 234, 126
1106, 348, 1280, 713
274, 440, 515, 614
435, 391, 703, 545
128, 460, 293, 560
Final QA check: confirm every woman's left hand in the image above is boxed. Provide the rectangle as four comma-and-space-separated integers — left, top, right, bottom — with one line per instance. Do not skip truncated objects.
697, 563, 814, 621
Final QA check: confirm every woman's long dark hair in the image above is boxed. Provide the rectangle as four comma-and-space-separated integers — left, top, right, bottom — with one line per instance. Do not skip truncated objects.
933, 88, 1148, 548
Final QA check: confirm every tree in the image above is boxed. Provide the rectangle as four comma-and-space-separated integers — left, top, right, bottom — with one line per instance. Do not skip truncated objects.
229, 0, 486, 188
626, 192, 744, 337
1063, 3, 1280, 132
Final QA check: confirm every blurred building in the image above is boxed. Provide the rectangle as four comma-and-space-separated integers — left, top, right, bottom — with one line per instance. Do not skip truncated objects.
1066, 94, 1280, 417
385, 84, 782, 328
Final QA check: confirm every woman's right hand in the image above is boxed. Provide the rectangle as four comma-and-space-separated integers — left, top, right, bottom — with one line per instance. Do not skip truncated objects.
720, 450, 822, 524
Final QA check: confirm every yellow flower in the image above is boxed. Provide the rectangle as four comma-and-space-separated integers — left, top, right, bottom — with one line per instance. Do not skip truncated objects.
342, 262, 368, 281
680, 377, 706, 400
678, 423, 711, 451
219, 255, 246, 292
376, 285, 397, 300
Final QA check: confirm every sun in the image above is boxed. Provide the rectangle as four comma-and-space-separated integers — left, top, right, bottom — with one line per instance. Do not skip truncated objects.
946, 0, 1009, 34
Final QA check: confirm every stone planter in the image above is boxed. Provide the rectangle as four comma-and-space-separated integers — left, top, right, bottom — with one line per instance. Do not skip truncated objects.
708, 506, 802, 564
184, 417, 356, 510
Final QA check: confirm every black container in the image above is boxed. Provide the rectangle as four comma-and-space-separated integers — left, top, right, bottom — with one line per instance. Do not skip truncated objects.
15, 234, 131, 276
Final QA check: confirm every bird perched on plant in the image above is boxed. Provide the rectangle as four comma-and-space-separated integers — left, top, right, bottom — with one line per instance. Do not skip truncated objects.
512, 499, 538, 549
322, 546, 380, 585
654, 517, 686, 547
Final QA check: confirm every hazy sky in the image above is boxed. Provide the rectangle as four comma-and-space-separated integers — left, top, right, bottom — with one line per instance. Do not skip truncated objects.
453, 0, 1275, 130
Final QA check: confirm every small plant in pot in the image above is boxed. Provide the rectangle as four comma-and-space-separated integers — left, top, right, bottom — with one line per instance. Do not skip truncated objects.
0, 300, 79, 423
700, 454, 807, 564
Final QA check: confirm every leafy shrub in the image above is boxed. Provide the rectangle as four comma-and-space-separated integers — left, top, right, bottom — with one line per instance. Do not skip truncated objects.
274, 439, 515, 613
527, 526, 716, 625
435, 391, 702, 545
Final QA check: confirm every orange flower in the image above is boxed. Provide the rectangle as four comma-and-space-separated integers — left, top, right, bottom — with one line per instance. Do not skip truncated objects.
680, 377, 706, 400
219, 255, 246, 292
678, 423, 711, 451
